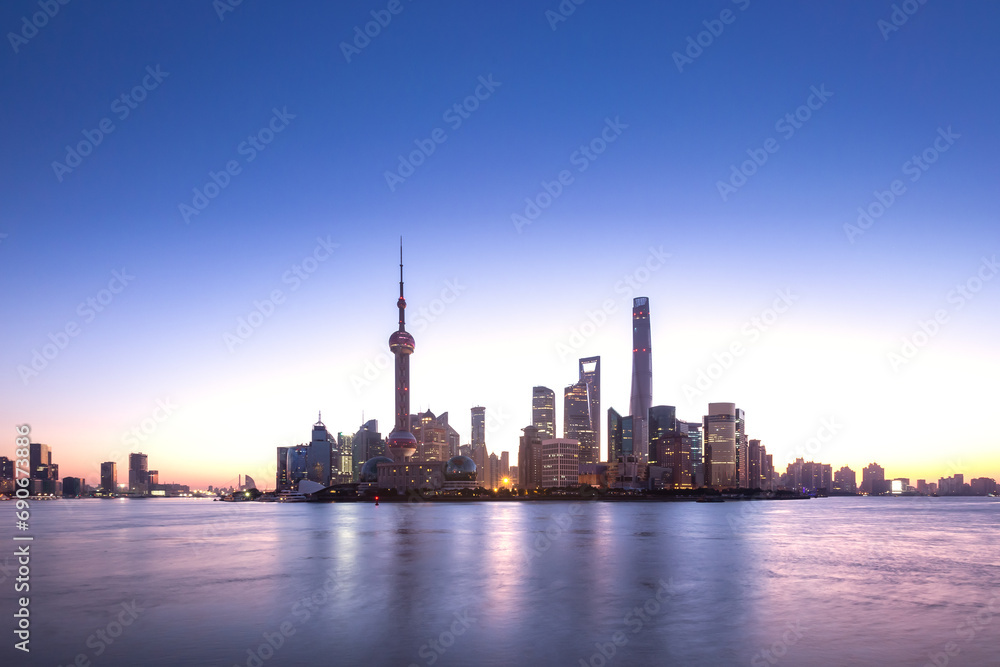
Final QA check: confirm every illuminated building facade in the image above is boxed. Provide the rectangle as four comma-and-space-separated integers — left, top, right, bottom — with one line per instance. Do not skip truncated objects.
703, 403, 738, 489
564, 381, 597, 465
541, 438, 580, 488
532, 386, 556, 440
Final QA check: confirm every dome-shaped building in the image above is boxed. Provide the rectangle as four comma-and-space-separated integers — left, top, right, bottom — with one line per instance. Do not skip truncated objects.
444, 456, 477, 481
443, 455, 478, 490
359, 456, 394, 484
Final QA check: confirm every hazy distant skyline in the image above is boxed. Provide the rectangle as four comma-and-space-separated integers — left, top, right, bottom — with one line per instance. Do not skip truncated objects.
2, 1, 998, 488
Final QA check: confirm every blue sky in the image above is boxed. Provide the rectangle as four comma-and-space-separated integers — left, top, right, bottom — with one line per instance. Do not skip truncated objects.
1, 0, 998, 487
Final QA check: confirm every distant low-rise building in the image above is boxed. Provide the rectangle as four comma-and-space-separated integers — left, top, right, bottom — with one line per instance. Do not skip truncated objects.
970, 477, 997, 495
833, 466, 857, 494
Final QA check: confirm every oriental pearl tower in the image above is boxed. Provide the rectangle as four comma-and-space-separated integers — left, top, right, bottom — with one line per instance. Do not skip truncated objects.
386, 240, 418, 462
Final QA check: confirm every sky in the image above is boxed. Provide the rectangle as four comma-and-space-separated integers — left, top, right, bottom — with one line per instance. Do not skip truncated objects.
1, 0, 998, 490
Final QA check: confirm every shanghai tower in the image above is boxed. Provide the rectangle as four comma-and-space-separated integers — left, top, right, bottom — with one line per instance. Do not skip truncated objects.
387, 241, 417, 462
629, 297, 652, 460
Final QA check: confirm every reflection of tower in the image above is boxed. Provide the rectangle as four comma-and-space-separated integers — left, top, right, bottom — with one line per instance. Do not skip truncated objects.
629, 297, 652, 461
387, 241, 417, 462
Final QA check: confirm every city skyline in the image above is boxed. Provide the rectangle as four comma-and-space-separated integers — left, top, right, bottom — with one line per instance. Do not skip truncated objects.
2, 2, 998, 489
13, 264, 998, 491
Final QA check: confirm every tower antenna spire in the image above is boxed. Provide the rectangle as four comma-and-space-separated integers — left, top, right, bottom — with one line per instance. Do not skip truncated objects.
387, 236, 417, 462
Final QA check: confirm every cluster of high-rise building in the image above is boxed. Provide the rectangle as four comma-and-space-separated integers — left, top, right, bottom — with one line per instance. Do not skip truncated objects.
95, 452, 190, 496
0, 443, 60, 495
267, 244, 996, 499
0, 445, 189, 497
515, 299, 777, 492
275, 414, 354, 492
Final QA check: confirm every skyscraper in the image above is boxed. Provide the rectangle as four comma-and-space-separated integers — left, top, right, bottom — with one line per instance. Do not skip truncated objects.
387, 242, 417, 462
100, 461, 117, 493
647, 405, 677, 466
703, 403, 738, 488
629, 297, 652, 461
352, 419, 383, 479
0, 457, 13, 494
471, 406, 486, 447
29, 443, 52, 482
517, 425, 544, 490
735, 408, 747, 487
531, 387, 556, 440
748, 439, 762, 489
276, 446, 290, 491
683, 421, 703, 486
128, 452, 148, 493
607, 407, 623, 463
862, 462, 886, 495
437, 411, 462, 457
308, 413, 334, 486
579, 356, 601, 459
564, 381, 597, 465
412, 410, 450, 462
286, 445, 309, 487
833, 466, 857, 494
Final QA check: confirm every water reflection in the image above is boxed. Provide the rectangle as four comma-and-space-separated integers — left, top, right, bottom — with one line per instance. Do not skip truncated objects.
6, 497, 999, 666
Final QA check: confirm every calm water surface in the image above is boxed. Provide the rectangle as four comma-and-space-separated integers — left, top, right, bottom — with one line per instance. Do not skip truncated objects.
1, 497, 998, 666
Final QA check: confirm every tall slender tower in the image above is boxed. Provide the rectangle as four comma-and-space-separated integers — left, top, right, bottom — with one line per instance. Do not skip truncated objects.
629, 297, 652, 460
578, 356, 601, 460
387, 240, 417, 462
